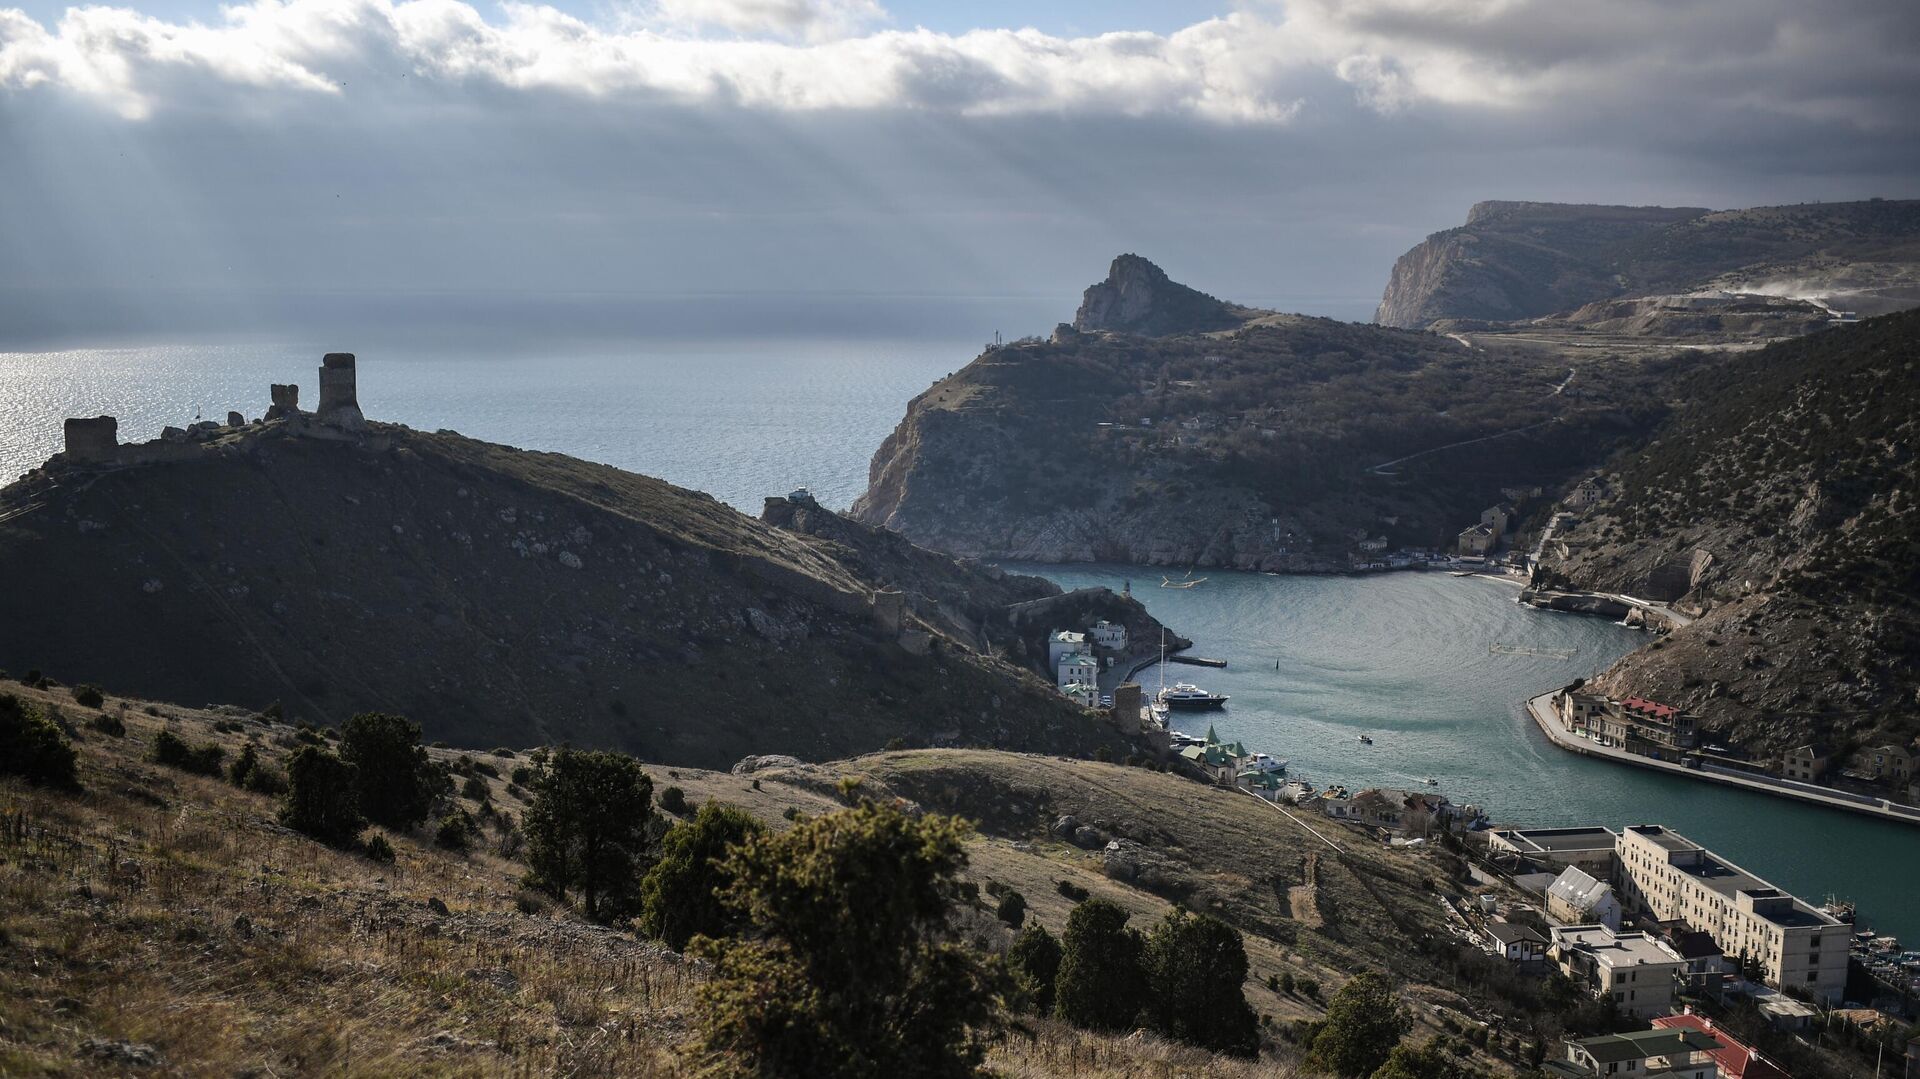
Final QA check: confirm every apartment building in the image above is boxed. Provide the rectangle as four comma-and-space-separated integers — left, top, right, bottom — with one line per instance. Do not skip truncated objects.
1616, 825, 1850, 1003
1547, 925, 1687, 1018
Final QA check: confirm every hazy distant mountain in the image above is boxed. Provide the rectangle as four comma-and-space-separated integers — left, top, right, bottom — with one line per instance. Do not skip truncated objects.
1375, 199, 1920, 329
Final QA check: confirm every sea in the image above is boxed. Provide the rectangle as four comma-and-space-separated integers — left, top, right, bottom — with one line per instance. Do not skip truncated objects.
4, 298, 1915, 943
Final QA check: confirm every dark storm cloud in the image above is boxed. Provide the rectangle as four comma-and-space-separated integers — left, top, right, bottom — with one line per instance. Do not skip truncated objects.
1, 0, 1916, 342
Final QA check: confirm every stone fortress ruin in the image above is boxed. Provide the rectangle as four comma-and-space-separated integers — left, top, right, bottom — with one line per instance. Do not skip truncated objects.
51, 353, 369, 467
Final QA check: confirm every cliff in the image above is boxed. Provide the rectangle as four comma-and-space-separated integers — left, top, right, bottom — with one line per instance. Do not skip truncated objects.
1375, 199, 1920, 329
1072, 254, 1256, 336
854, 259, 1677, 568
0, 414, 1145, 768
1537, 309, 1920, 759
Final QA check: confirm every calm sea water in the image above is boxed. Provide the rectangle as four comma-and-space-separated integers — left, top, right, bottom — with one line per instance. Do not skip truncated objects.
6, 325, 1913, 943
1009, 563, 1920, 944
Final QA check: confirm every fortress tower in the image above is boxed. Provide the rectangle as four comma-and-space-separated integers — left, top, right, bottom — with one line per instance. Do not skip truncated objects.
315, 353, 365, 431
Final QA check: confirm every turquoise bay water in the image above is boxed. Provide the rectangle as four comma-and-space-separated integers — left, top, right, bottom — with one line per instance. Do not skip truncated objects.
1008, 563, 1920, 944
6, 332, 1913, 943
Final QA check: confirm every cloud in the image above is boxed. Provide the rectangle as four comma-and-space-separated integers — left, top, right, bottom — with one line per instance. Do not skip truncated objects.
644, 0, 887, 42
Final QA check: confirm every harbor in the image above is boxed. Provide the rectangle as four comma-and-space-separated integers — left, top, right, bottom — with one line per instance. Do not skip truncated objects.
1005, 560, 1920, 945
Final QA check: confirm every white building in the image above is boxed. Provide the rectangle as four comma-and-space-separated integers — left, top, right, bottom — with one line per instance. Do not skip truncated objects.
1547, 925, 1686, 1018
1056, 652, 1099, 691
1089, 620, 1129, 650
1545, 866, 1623, 930
1060, 681, 1097, 708
1614, 825, 1850, 1003
1047, 630, 1088, 669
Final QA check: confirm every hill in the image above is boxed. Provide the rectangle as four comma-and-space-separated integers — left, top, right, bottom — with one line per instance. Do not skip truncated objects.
1072, 254, 1260, 337
853, 257, 1684, 567
0, 387, 1150, 769
0, 678, 1563, 1076
1536, 309, 1920, 760
1376, 199, 1920, 329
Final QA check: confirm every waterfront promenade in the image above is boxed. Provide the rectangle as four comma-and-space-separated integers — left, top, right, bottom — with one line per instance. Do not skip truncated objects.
1525, 691, 1920, 826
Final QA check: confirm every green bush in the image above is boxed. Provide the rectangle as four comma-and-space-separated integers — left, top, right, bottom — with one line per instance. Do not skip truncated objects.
279, 746, 365, 847
150, 730, 225, 776
1008, 924, 1062, 1014
659, 785, 689, 815
523, 748, 655, 923
229, 743, 262, 787
70, 684, 105, 709
995, 890, 1027, 928
1056, 880, 1089, 902
1309, 971, 1408, 1077
0, 693, 80, 789
1053, 898, 1146, 1032
342, 712, 440, 830
364, 833, 396, 864
1142, 909, 1258, 1057
509, 765, 534, 786
691, 803, 1002, 1078
638, 802, 767, 950
461, 774, 491, 802
781, 806, 802, 822
436, 812, 475, 853
89, 712, 126, 738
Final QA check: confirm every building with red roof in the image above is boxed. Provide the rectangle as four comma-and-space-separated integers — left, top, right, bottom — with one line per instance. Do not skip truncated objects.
1653, 1011, 1791, 1079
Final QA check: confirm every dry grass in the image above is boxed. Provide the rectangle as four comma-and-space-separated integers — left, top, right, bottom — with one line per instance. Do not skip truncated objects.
2, 683, 1532, 1076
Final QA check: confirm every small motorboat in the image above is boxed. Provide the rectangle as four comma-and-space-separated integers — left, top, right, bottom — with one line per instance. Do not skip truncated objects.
1425, 778, 1439, 786
1357, 734, 1373, 745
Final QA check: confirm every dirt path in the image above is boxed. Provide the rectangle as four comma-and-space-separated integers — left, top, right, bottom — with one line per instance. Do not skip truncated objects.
1289, 851, 1324, 928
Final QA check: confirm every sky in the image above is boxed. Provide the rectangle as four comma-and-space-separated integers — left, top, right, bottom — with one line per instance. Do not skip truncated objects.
3, 0, 1919, 344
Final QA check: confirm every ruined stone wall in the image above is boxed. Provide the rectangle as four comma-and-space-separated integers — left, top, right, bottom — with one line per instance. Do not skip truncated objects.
62, 416, 118, 462
316, 353, 365, 431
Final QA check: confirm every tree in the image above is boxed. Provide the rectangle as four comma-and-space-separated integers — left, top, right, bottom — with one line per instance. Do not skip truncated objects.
1007, 924, 1062, 1015
1142, 909, 1259, 1057
638, 802, 766, 950
0, 693, 78, 790
341, 712, 439, 830
279, 746, 365, 847
1370, 1038, 1456, 1079
1311, 972, 1410, 1077
693, 802, 1003, 1078
995, 890, 1027, 928
1053, 898, 1146, 1032
522, 747, 654, 923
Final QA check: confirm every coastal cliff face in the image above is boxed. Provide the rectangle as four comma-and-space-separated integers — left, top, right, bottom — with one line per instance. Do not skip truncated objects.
1375, 199, 1920, 329
854, 256, 1676, 569
0, 421, 1142, 768
1538, 309, 1920, 758
1073, 254, 1251, 336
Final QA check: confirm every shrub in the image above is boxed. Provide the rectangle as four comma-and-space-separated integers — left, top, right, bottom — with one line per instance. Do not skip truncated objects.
1056, 880, 1089, 902
1053, 898, 1146, 1032
1008, 924, 1062, 1014
261, 701, 283, 721
491, 747, 515, 758
0, 693, 80, 789
781, 806, 802, 822
691, 803, 1002, 1078
658, 785, 689, 815
229, 743, 263, 787
523, 748, 655, 923
1371, 1038, 1457, 1079
243, 764, 289, 796
363, 833, 396, 864
150, 730, 225, 776
461, 775, 492, 803
1142, 909, 1258, 1057
89, 712, 126, 738
70, 684, 105, 708
435, 812, 475, 853
279, 746, 365, 847
510, 765, 534, 786
1309, 971, 1408, 1077
885, 736, 908, 751
995, 890, 1027, 928
341, 712, 439, 830
638, 802, 767, 950
1093, 745, 1113, 763
471, 759, 500, 779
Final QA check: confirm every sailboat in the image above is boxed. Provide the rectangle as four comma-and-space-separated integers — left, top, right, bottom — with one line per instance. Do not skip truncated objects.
1160, 568, 1207, 589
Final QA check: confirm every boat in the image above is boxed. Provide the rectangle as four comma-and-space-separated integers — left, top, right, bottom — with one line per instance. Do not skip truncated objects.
1245, 752, 1288, 774
1160, 574, 1208, 589
1357, 734, 1373, 745
1158, 682, 1229, 710
1425, 778, 1439, 786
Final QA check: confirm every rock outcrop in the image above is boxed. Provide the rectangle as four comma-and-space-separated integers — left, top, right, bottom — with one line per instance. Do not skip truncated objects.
1375, 198, 1920, 329
1073, 254, 1252, 337
1537, 308, 1920, 758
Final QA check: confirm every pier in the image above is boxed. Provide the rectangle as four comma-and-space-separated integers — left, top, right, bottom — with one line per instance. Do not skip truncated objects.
1525, 691, 1920, 827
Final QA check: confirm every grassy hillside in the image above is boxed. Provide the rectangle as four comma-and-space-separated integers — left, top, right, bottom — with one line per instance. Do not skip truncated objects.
1541, 308, 1920, 757
0, 678, 1565, 1076
0, 422, 1137, 768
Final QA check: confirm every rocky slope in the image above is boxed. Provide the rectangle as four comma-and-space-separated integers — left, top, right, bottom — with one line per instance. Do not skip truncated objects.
853, 256, 1680, 568
1072, 253, 1258, 336
0, 409, 1146, 768
1376, 199, 1920, 329
1537, 309, 1920, 759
